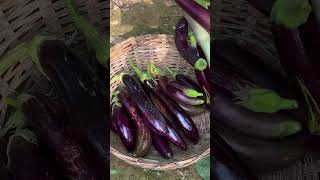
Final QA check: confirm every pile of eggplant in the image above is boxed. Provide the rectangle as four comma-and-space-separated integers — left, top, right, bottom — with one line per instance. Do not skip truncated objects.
0, 40, 108, 180
208, 0, 320, 178
111, 61, 209, 159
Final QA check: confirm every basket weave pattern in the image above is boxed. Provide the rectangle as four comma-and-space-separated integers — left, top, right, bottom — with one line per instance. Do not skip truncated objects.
110, 34, 210, 170
213, 0, 320, 179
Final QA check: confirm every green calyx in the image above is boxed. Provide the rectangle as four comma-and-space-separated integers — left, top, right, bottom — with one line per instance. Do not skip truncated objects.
194, 58, 208, 71
110, 73, 128, 86
165, 66, 177, 79
188, 31, 198, 48
234, 88, 299, 113
130, 60, 152, 82
196, 99, 205, 105
194, 0, 210, 10
184, 89, 203, 97
271, 0, 311, 28
147, 61, 163, 77
273, 121, 302, 137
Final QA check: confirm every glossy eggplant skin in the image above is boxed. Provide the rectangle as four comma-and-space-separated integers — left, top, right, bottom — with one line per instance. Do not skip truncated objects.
150, 93, 187, 150
178, 102, 207, 116
167, 85, 204, 106
212, 91, 302, 139
112, 103, 136, 152
38, 40, 108, 178
23, 96, 97, 180
121, 74, 169, 137
176, 74, 202, 93
175, 17, 205, 66
7, 136, 57, 180
212, 129, 258, 180
213, 120, 306, 173
144, 79, 199, 144
118, 92, 151, 157
151, 132, 173, 159
111, 111, 119, 134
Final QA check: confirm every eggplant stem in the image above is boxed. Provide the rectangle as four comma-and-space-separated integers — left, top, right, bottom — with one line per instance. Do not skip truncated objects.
193, 0, 210, 9
194, 58, 207, 71
184, 89, 203, 97
130, 60, 152, 82
188, 31, 198, 48
164, 66, 177, 79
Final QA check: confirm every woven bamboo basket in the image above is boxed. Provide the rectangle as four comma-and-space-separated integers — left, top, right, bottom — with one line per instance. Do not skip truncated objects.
110, 34, 210, 170
214, 0, 320, 179
0, 0, 107, 143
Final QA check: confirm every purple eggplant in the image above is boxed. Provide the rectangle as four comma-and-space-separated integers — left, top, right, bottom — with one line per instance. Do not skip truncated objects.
151, 132, 173, 159
150, 93, 187, 150
167, 81, 203, 98
212, 91, 302, 139
112, 102, 136, 152
194, 58, 211, 102
167, 85, 205, 106
178, 102, 208, 116
175, 17, 205, 66
117, 92, 152, 157
23, 96, 97, 180
111, 108, 119, 134
174, 0, 210, 32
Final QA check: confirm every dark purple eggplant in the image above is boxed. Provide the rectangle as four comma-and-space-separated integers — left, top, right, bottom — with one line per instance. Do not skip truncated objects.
175, 0, 210, 32
117, 92, 151, 157
299, 13, 320, 68
246, 0, 275, 16
178, 102, 208, 116
150, 93, 187, 150
194, 58, 211, 102
38, 40, 108, 176
167, 85, 204, 106
212, 128, 258, 180
7, 135, 57, 180
212, 91, 302, 139
213, 120, 306, 173
120, 74, 169, 136
111, 107, 119, 134
167, 81, 203, 98
112, 102, 136, 152
151, 132, 173, 159
23, 96, 97, 180
175, 17, 205, 66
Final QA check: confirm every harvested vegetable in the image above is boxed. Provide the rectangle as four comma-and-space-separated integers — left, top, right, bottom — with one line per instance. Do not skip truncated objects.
151, 132, 173, 159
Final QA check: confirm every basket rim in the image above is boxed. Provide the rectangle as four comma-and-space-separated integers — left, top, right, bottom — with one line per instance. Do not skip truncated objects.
110, 34, 210, 170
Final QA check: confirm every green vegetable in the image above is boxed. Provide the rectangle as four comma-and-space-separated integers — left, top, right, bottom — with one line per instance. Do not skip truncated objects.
271, 0, 312, 28
65, 0, 108, 68
196, 157, 210, 180
234, 88, 299, 113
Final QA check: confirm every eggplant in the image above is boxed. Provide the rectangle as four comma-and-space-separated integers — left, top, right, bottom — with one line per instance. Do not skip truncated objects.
175, 0, 210, 32
165, 67, 202, 92
246, 0, 275, 16
213, 120, 306, 173
111, 110, 119, 134
119, 74, 169, 136
167, 81, 203, 98
194, 58, 211, 102
150, 93, 187, 150
299, 13, 320, 68
23, 96, 97, 180
167, 85, 204, 105
212, 128, 258, 180
178, 102, 207, 116
212, 91, 302, 139
213, 39, 291, 97
117, 92, 152, 157
37, 40, 108, 178
7, 135, 57, 180
175, 17, 205, 67
111, 102, 136, 152
151, 132, 173, 159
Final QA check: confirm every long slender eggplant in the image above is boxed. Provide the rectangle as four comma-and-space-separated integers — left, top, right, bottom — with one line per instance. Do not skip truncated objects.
167, 81, 203, 98
212, 91, 302, 139
150, 93, 187, 150
194, 58, 211, 102
214, 120, 306, 173
167, 85, 204, 106
178, 102, 208, 116
212, 128, 258, 180
111, 110, 119, 134
175, 17, 205, 67
174, 0, 210, 32
117, 92, 152, 157
23, 96, 97, 180
38, 40, 108, 177
119, 74, 169, 136
151, 132, 173, 159
112, 102, 136, 152
7, 135, 57, 180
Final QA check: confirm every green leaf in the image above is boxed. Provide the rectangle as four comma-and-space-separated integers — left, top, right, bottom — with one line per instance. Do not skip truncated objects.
271, 0, 312, 28
234, 88, 298, 113
2, 110, 27, 136
196, 157, 210, 180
